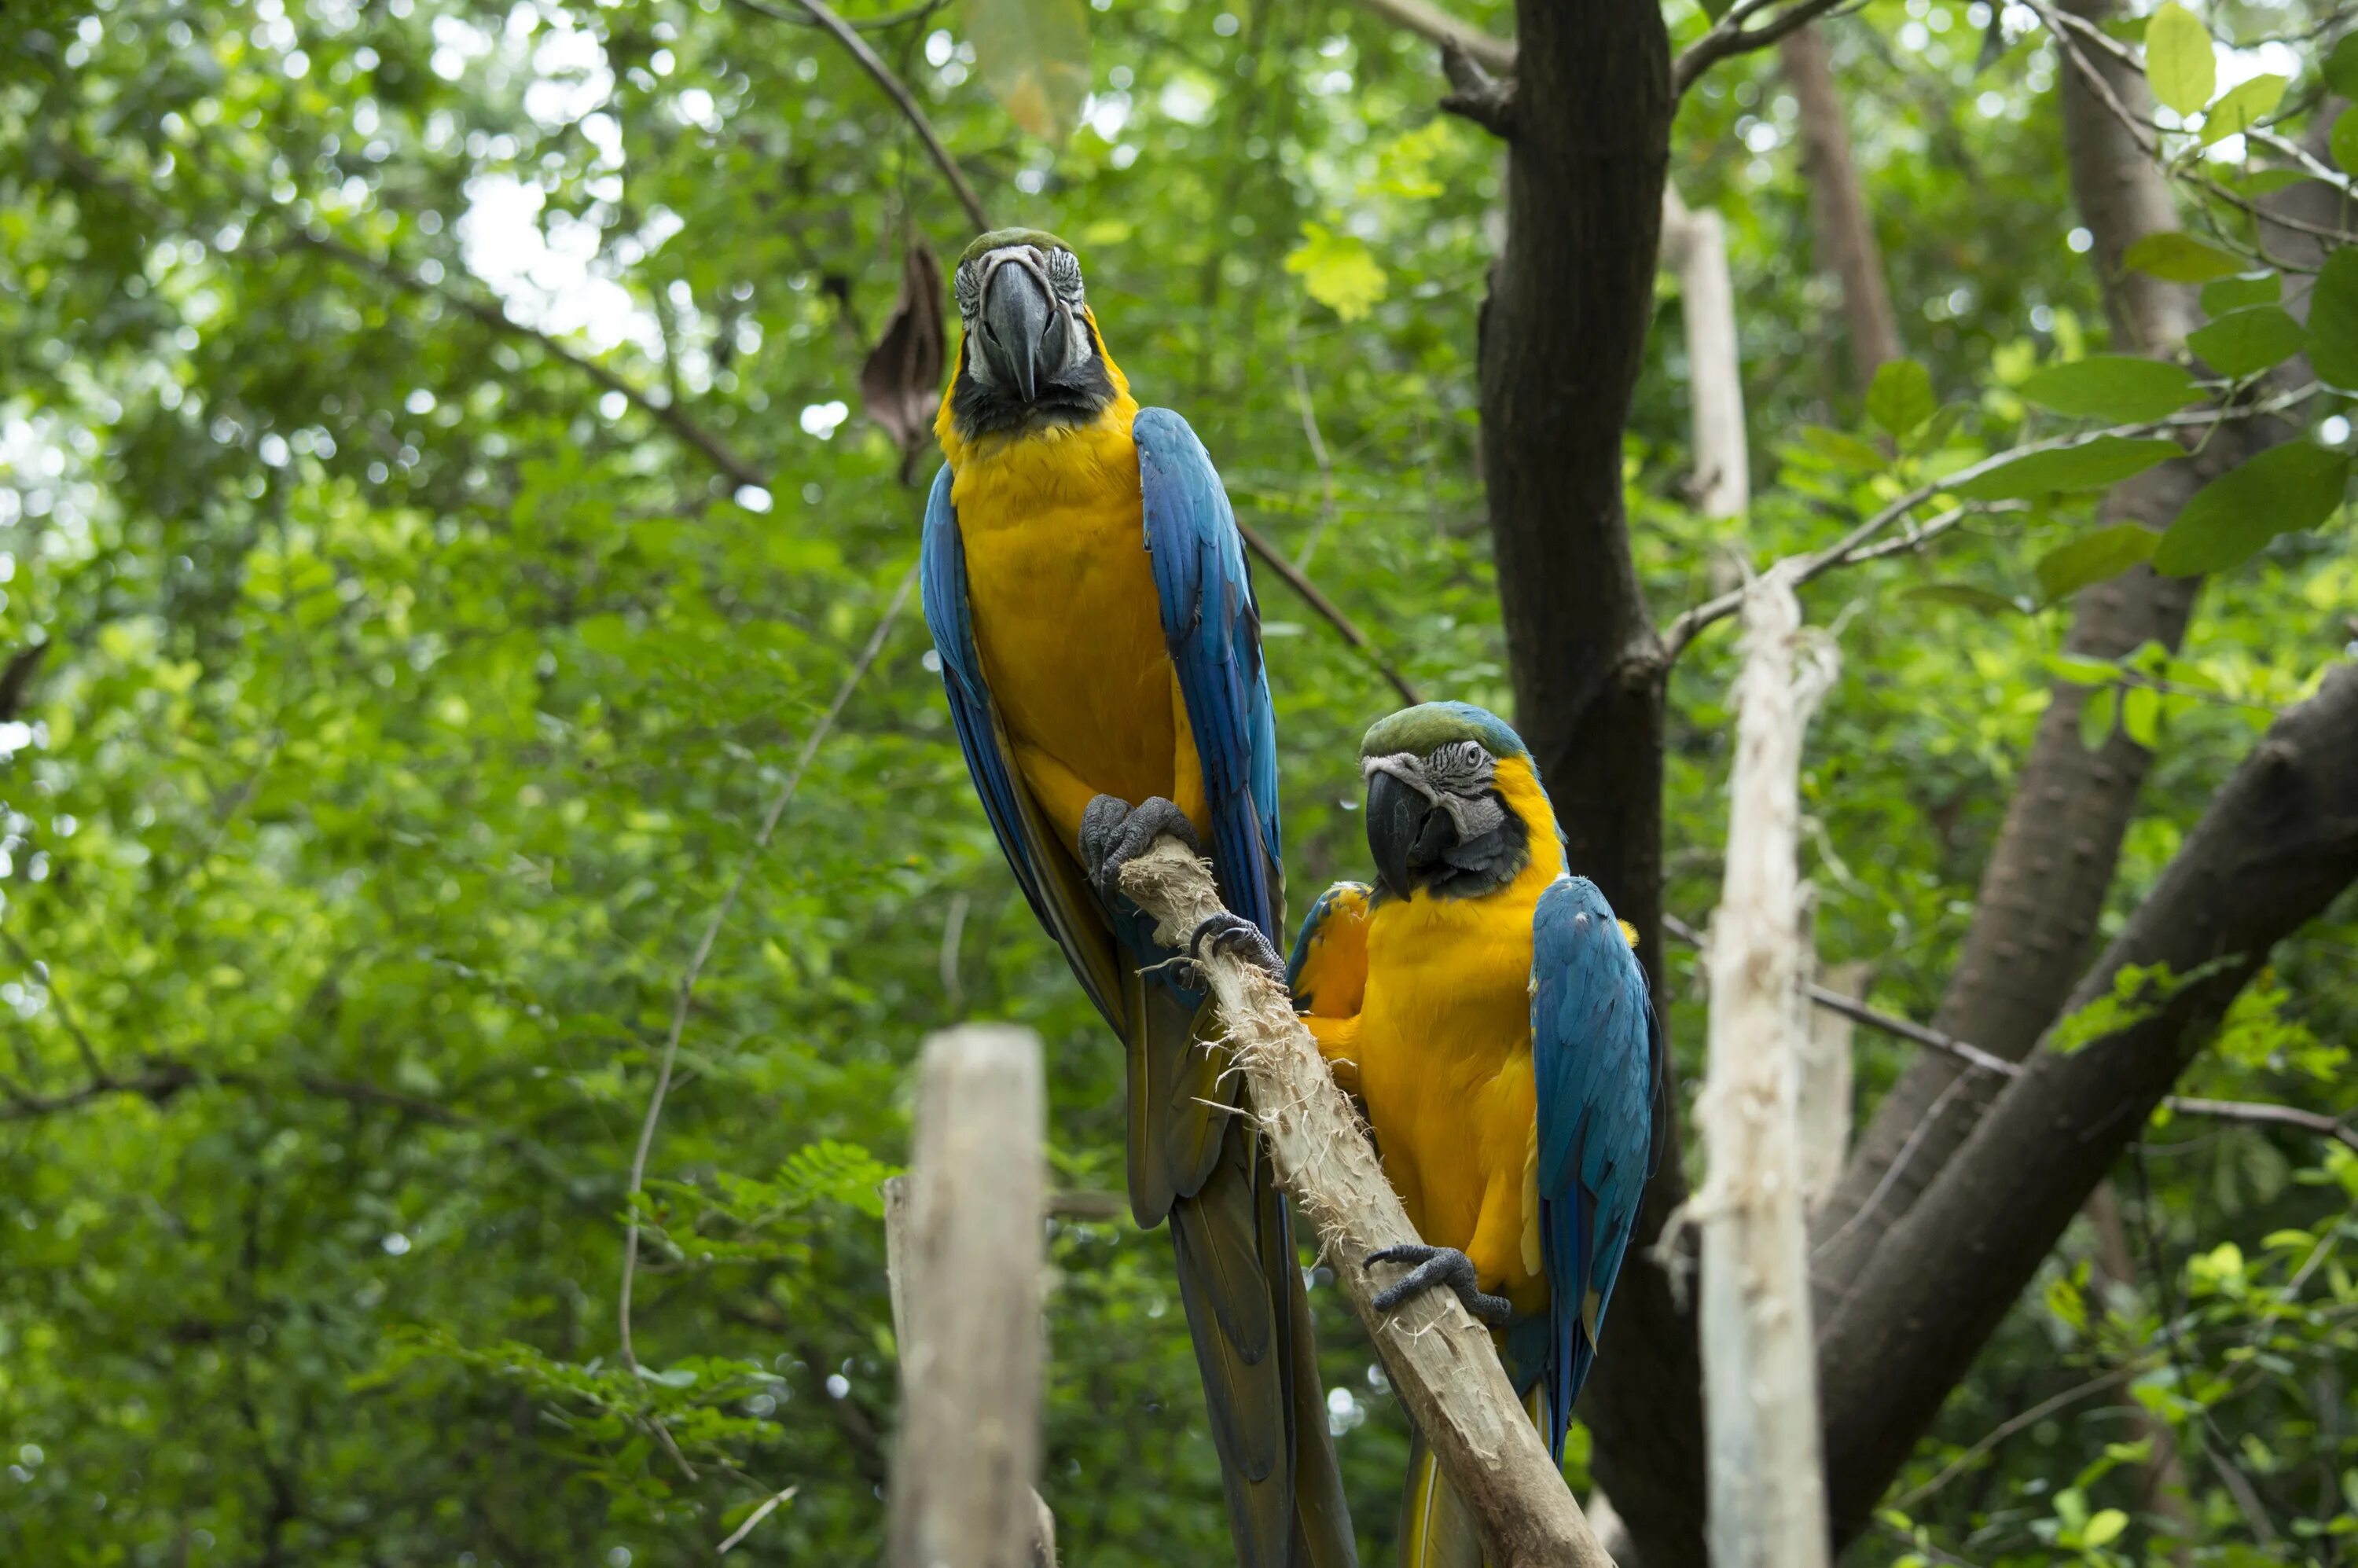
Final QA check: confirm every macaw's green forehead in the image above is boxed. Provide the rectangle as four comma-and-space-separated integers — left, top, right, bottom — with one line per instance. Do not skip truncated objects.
958, 228, 1075, 266
1361, 701, 1529, 762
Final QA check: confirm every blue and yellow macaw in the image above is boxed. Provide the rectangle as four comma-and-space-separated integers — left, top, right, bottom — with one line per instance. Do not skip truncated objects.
1289, 703, 1659, 1568
920, 230, 1354, 1568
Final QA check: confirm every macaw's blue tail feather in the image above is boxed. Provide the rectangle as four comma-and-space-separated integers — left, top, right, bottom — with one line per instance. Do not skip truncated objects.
1143, 982, 1356, 1568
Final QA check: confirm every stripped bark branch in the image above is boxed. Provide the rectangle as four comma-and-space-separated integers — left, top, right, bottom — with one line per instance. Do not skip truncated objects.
1660, 189, 1750, 520
1116, 840, 1614, 1568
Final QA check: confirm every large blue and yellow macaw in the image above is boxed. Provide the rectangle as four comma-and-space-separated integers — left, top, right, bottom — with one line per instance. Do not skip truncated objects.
920, 230, 1354, 1568
1289, 703, 1659, 1568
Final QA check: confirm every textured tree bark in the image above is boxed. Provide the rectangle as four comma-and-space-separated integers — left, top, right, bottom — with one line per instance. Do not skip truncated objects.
887, 1027, 1049, 1568
1117, 840, 1616, 1568
1816, 663, 2358, 1543
1697, 569, 1838, 1568
1780, 24, 1901, 385
1808, 0, 2250, 1293
1476, 4, 1694, 1561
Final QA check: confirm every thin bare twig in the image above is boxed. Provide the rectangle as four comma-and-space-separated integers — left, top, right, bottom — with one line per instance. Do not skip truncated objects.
1289, 354, 1341, 571
732, 0, 991, 233
1236, 520, 1425, 706
1660, 383, 2322, 663
1890, 1366, 2139, 1508
1662, 913, 2358, 1154
0, 931, 106, 1084
1674, 0, 1864, 99
617, 560, 920, 1372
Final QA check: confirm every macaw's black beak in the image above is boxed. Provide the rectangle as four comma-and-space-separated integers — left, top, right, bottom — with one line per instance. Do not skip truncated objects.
979, 263, 1051, 404
1366, 769, 1457, 897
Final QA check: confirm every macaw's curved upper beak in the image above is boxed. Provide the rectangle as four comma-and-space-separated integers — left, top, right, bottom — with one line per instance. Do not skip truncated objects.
979, 263, 1051, 404
1366, 767, 1457, 898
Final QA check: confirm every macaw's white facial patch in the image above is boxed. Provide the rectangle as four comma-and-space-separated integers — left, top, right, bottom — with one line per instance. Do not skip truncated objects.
953, 244, 1093, 395
1362, 747, 1511, 843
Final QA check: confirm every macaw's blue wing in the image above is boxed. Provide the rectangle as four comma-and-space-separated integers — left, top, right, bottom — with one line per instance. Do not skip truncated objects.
1135, 407, 1284, 939
920, 465, 1126, 1033
1530, 875, 1660, 1462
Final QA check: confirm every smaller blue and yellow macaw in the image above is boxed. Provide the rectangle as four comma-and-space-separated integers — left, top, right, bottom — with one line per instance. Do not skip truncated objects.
1289, 703, 1659, 1568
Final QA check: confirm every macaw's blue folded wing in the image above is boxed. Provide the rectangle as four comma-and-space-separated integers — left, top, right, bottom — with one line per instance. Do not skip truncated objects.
1530, 874, 1660, 1461
1135, 407, 1284, 938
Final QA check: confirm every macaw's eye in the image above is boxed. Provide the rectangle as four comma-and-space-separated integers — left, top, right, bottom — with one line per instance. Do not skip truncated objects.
1045, 248, 1083, 303
1425, 740, 1495, 795
953, 263, 982, 318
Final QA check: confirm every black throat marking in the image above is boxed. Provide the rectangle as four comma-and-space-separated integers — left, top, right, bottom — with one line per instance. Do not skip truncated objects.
948, 321, 1119, 439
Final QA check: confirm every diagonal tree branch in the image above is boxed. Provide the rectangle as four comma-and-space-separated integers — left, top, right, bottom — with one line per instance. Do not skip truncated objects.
1816, 660, 2358, 1544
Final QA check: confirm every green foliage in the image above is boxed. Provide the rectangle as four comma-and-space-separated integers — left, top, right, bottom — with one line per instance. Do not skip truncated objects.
2153, 442, 2353, 576
2143, 2, 2215, 117
3, 0, 2354, 1563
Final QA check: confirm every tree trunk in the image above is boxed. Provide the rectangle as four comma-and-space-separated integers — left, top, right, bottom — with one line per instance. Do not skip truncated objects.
1479, 2, 1694, 1562
1698, 569, 1837, 1568
1662, 189, 1750, 520
1780, 24, 1901, 385
1816, 663, 2358, 1543
1808, 0, 2244, 1294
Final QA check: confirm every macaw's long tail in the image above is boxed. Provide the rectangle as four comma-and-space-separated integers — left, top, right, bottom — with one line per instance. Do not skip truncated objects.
1397, 1384, 1547, 1568
1126, 975, 1358, 1568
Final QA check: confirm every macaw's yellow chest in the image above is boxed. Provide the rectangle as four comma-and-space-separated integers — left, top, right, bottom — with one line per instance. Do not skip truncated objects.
949, 414, 1197, 846
1353, 838, 1566, 1313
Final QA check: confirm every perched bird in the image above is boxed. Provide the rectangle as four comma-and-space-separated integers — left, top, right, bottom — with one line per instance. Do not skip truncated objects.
920, 230, 1354, 1568
1289, 702, 1659, 1568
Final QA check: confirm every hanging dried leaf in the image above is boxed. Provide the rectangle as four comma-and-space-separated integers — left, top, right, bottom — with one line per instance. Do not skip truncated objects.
858, 237, 947, 483
964, 0, 1090, 143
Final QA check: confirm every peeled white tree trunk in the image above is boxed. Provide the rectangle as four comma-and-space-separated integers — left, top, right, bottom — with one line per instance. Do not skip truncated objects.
1698, 565, 1838, 1568
1661, 189, 1749, 521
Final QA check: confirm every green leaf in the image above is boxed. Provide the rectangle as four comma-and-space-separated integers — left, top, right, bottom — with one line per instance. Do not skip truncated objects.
2199, 72, 2286, 144
2327, 31, 2358, 100
963, 0, 1092, 141
2079, 685, 2117, 751
1956, 435, 2180, 500
2335, 106, 2358, 177
1903, 583, 2020, 615
2143, 2, 2215, 115
2082, 1509, 2129, 1549
2199, 271, 2279, 314
2036, 524, 2158, 601
1284, 223, 1388, 321
1798, 424, 1891, 473
1867, 358, 1937, 438
2187, 306, 2307, 377
2020, 355, 2202, 422
2121, 684, 2161, 748
2153, 442, 2352, 575
2121, 231, 2246, 283
2311, 248, 2358, 391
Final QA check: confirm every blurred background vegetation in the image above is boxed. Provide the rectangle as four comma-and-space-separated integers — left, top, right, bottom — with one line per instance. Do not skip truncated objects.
1, 0, 2352, 1562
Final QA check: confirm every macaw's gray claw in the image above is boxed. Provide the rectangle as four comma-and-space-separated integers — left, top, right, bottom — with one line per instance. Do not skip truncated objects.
1366, 1242, 1514, 1327
1189, 911, 1285, 979
1079, 794, 1201, 902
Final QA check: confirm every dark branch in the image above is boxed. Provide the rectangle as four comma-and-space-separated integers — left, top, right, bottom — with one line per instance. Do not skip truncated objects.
1439, 42, 1517, 137
730, 0, 992, 233
1673, 0, 1861, 99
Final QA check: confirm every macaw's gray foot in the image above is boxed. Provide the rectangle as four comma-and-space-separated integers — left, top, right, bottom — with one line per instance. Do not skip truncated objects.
1366, 1243, 1514, 1327
1189, 911, 1284, 979
1079, 794, 1201, 902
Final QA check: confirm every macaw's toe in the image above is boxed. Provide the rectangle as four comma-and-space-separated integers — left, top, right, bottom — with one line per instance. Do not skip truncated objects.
1078, 794, 1201, 901
1189, 911, 1284, 979
1366, 1242, 1514, 1327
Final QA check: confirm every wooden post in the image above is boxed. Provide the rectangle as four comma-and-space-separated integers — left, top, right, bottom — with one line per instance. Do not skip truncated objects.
1116, 850, 1614, 1568
1697, 564, 1837, 1568
887, 1026, 1050, 1568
